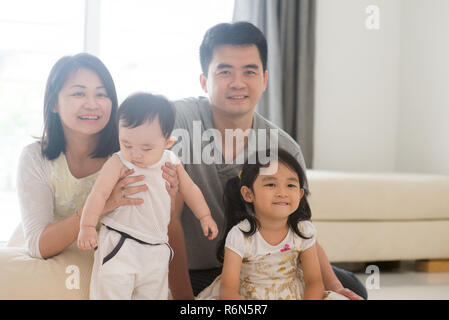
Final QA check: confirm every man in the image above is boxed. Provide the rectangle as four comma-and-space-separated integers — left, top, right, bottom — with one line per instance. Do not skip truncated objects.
167, 21, 366, 300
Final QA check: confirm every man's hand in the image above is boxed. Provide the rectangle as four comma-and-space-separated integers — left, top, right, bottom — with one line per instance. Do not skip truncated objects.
334, 287, 364, 300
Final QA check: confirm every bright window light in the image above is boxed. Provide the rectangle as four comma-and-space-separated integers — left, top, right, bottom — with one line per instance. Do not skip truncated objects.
0, 0, 85, 242
99, 0, 234, 101
0, 0, 234, 242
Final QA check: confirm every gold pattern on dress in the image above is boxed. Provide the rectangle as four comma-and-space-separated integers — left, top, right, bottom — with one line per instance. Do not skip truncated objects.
196, 221, 348, 300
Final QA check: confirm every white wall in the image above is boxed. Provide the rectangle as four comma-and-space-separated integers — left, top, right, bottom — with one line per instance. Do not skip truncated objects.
396, 0, 449, 175
314, 0, 449, 174
314, 0, 401, 172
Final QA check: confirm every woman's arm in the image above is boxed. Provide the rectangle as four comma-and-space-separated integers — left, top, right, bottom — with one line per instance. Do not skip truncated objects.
219, 248, 244, 300
300, 243, 325, 300
38, 169, 146, 258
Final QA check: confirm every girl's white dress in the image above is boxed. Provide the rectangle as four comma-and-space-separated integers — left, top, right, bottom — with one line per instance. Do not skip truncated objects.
196, 219, 347, 300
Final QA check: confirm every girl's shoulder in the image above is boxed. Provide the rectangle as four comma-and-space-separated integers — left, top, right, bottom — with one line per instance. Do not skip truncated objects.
235, 219, 252, 233
295, 220, 317, 252
296, 220, 317, 238
227, 219, 252, 242
225, 219, 255, 258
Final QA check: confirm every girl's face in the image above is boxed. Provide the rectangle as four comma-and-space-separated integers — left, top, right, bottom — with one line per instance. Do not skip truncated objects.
119, 117, 176, 168
54, 68, 112, 139
241, 161, 305, 222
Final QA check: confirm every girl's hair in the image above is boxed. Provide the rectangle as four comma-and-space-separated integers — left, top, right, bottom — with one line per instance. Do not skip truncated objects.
40, 53, 119, 160
217, 148, 312, 263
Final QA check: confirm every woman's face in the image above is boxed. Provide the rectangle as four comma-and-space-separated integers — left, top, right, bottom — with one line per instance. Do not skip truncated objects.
54, 68, 112, 139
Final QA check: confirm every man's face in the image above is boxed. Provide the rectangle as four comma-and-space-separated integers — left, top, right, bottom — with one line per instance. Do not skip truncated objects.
200, 44, 268, 119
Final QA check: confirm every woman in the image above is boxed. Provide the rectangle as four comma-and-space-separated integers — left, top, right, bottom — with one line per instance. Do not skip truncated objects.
0, 53, 178, 298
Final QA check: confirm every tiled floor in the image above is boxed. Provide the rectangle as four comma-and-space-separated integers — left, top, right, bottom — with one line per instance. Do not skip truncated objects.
348, 261, 449, 300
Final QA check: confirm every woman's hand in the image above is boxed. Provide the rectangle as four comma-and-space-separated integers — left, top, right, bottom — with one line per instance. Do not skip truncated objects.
102, 168, 147, 216
162, 162, 180, 198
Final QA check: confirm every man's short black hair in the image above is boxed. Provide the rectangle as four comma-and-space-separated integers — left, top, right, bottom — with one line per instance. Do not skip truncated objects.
199, 21, 268, 76
117, 92, 175, 139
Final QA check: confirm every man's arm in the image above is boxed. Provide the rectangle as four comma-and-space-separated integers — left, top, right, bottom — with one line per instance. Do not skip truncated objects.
316, 241, 363, 300
316, 241, 342, 291
167, 191, 195, 300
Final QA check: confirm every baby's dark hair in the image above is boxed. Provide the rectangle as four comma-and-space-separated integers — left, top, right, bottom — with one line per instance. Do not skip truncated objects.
117, 92, 175, 138
217, 148, 312, 263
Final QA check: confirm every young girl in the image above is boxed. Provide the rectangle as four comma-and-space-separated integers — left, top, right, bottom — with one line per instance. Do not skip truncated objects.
77, 92, 218, 299
196, 149, 347, 300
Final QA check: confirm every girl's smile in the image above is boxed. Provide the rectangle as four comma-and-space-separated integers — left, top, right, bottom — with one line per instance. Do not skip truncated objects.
241, 161, 305, 223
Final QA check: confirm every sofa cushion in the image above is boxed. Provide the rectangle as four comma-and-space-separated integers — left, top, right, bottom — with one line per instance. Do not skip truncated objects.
314, 220, 449, 262
0, 224, 92, 299
307, 170, 449, 221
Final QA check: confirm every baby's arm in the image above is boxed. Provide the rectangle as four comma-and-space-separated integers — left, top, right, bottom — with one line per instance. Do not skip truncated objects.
78, 155, 124, 250
175, 163, 218, 240
219, 248, 244, 300
300, 243, 325, 300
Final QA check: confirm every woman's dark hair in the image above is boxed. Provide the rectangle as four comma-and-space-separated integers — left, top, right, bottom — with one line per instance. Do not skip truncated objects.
41, 53, 119, 160
217, 148, 312, 263
200, 21, 268, 76
117, 92, 175, 139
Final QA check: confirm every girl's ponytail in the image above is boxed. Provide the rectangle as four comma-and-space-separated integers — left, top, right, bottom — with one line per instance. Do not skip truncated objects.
217, 175, 257, 263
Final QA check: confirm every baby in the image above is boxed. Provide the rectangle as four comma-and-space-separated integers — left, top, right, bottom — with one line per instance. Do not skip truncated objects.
77, 92, 218, 299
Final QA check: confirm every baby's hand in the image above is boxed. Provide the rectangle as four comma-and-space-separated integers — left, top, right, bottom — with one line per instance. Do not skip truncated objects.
200, 215, 218, 240
78, 226, 98, 250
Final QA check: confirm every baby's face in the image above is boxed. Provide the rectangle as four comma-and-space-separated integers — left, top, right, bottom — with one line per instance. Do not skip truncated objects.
118, 117, 172, 168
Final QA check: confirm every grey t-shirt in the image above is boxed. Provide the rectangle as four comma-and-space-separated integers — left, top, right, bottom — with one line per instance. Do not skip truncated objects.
172, 96, 307, 270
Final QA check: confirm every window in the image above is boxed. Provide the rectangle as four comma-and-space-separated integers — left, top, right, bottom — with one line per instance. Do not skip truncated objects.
99, 0, 234, 101
0, 0, 85, 241
0, 0, 234, 242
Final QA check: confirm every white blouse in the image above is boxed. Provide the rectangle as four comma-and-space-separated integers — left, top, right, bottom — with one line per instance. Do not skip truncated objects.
225, 219, 317, 259
16, 142, 98, 258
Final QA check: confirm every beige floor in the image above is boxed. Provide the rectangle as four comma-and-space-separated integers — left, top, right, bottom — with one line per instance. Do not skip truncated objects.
348, 261, 449, 300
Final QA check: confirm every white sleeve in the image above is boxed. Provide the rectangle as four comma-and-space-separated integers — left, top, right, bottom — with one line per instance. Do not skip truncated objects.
166, 149, 182, 166
298, 220, 317, 252
224, 225, 247, 258
16, 143, 54, 259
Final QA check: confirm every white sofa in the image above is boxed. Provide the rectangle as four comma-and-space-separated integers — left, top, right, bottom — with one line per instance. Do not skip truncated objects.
2, 170, 449, 299
307, 170, 449, 263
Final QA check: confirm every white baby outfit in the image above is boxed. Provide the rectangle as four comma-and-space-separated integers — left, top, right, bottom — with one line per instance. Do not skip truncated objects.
90, 150, 178, 300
